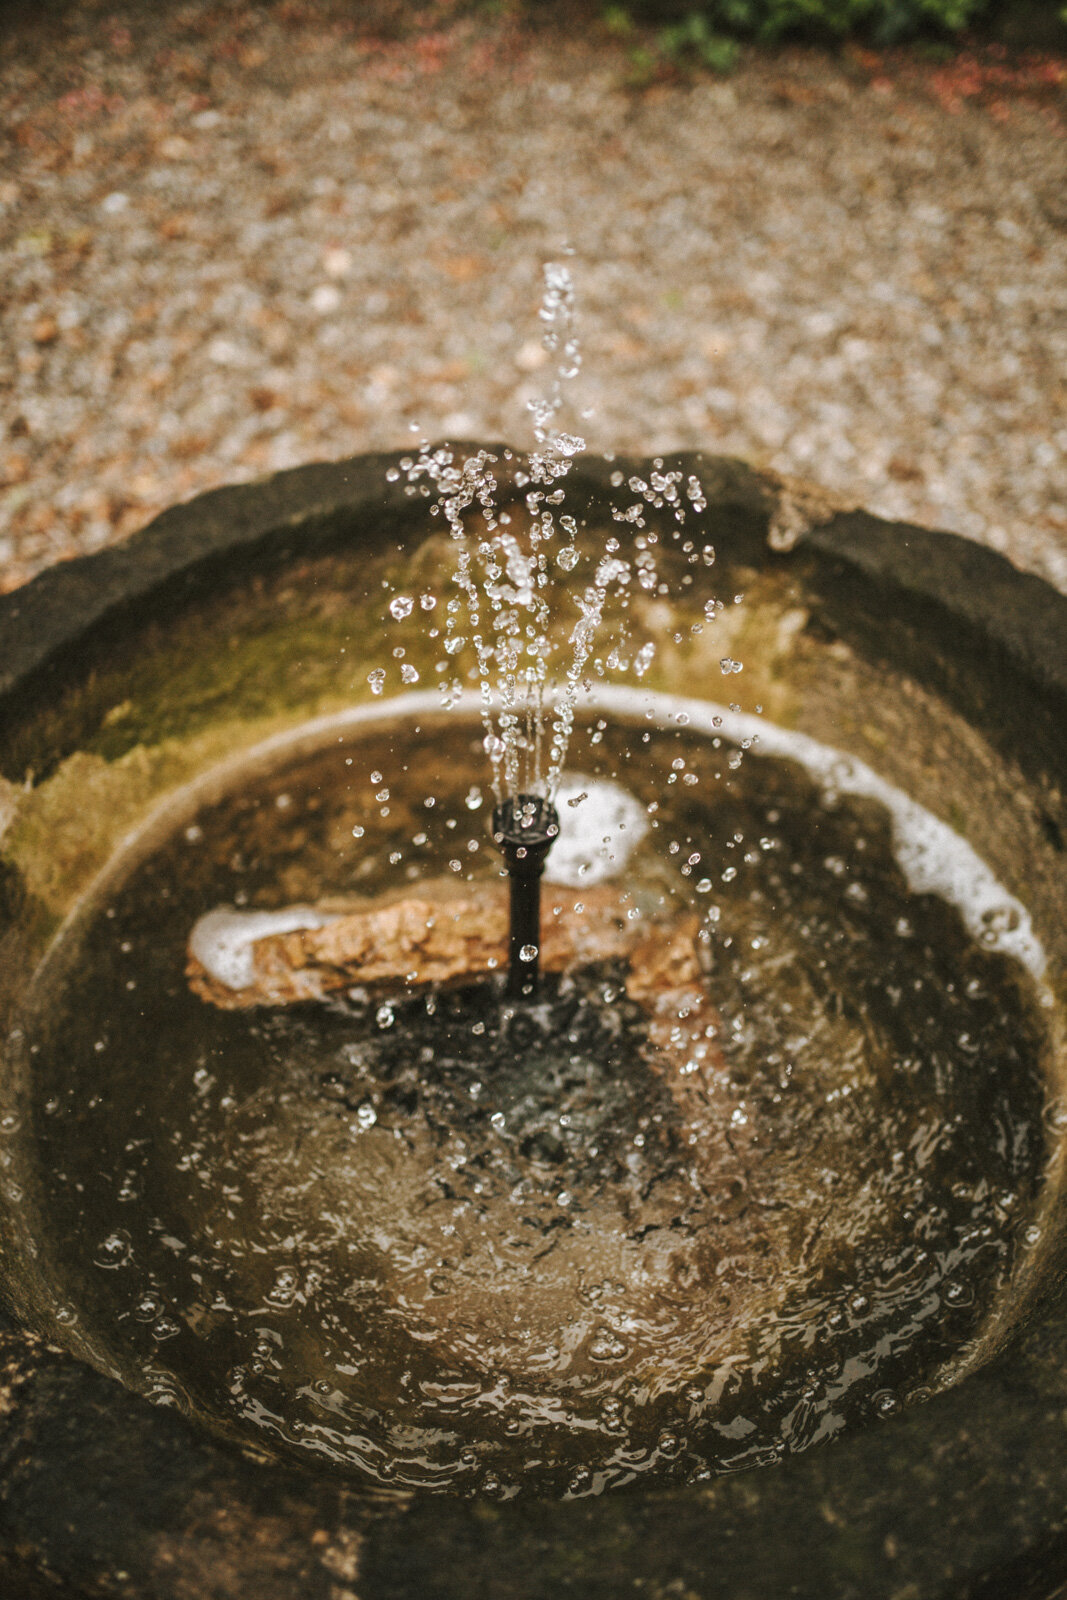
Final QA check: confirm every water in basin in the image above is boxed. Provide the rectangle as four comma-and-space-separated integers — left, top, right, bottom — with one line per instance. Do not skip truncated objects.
17, 703, 1053, 1498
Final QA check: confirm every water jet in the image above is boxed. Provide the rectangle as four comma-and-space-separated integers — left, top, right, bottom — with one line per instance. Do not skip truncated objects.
0, 448, 1065, 1599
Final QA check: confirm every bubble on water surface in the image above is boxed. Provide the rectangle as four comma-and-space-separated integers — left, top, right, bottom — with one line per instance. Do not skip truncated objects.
94, 1230, 133, 1269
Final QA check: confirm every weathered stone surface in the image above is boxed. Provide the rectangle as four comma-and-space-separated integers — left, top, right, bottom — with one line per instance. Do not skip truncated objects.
0, 450, 1065, 1598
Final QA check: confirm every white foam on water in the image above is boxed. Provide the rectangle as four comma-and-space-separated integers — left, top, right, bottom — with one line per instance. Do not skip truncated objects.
189, 906, 338, 991
547, 775, 648, 887
581, 684, 1047, 981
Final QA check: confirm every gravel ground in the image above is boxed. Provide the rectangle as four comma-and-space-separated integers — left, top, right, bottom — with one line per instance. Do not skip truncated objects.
1, 1, 1066, 594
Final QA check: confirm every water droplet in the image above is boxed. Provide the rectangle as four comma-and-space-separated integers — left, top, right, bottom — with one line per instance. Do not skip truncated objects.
872, 1389, 901, 1419
93, 1230, 132, 1269
152, 1316, 181, 1341
589, 1328, 628, 1362
376, 1004, 395, 1030
981, 904, 1020, 934
1043, 1103, 1067, 1134
368, 669, 386, 695
268, 1270, 299, 1306
389, 595, 414, 621
557, 546, 579, 571
602, 1397, 625, 1429
134, 1292, 164, 1323
351, 825, 365, 838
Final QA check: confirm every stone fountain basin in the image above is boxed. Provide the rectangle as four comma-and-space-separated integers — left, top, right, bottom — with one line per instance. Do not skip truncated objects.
0, 449, 1065, 1600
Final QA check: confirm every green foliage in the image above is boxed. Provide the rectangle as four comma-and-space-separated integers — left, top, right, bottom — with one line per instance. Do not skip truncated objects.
603, 3, 637, 29
657, 11, 742, 65
608, 0, 992, 43
612, 6, 741, 79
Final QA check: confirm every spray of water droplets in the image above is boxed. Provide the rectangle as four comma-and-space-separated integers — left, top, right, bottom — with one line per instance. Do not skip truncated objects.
386, 262, 720, 803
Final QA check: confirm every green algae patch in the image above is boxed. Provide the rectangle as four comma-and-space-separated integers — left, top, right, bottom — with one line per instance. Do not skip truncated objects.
1, 544, 407, 785
626, 571, 810, 730
3, 701, 362, 917
0, 541, 452, 914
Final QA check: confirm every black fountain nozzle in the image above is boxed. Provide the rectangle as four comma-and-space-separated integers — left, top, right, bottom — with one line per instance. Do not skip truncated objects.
492, 793, 560, 1000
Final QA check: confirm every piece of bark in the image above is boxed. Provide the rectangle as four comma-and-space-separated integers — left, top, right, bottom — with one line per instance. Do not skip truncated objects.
188, 882, 638, 1010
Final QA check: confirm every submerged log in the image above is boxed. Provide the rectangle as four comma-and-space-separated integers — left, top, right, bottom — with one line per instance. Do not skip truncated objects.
187, 880, 724, 1085
187, 882, 637, 1008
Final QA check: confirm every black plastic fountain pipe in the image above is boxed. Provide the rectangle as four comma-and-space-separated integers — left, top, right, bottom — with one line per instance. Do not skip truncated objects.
491, 794, 560, 1000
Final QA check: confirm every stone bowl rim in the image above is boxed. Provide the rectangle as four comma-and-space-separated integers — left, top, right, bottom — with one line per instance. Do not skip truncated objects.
1, 446, 1065, 1600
